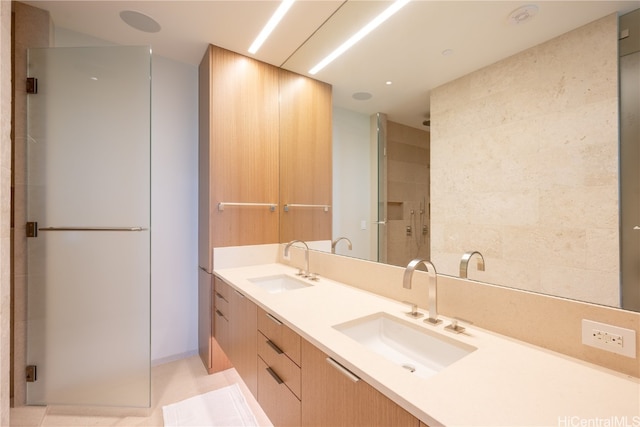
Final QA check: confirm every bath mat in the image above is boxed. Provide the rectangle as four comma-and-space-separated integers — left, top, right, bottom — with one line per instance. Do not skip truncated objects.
162, 383, 259, 426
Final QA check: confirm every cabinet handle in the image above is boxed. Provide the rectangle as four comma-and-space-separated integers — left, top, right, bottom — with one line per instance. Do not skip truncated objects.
266, 339, 284, 355
234, 289, 245, 298
265, 366, 284, 385
265, 312, 283, 325
326, 357, 360, 383
215, 292, 228, 302
215, 309, 228, 321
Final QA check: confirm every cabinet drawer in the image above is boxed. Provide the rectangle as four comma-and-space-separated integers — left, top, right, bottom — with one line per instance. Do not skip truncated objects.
258, 357, 301, 427
257, 307, 301, 366
258, 332, 301, 399
214, 276, 230, 300
214, 289, 229, 316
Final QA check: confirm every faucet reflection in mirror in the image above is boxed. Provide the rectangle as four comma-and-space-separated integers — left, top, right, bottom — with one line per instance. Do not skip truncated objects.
331, 237, 352, 254
403, 259, 440, 325
331, 12, 640, 311
459, 251, 485, 279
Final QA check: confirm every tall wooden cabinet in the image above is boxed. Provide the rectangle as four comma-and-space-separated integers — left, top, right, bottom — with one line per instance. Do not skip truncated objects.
199, 44, 280, 272
198, 43, 333, 374
199, 44, 280, 373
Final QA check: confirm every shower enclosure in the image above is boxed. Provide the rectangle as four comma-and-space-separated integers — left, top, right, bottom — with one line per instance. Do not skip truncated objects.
375, 113, 388, 264
25, 46, 151, 407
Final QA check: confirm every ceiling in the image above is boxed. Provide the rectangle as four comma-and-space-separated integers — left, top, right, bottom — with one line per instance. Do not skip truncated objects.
21, 0, 640, 129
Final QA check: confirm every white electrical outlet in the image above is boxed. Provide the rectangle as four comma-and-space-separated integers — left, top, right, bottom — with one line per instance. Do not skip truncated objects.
581, 319, 636, 358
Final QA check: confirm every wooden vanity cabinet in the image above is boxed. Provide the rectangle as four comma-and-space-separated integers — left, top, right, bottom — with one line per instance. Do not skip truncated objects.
212, 295, 426, 426
213, 276, 258, 397
301, 338, 420, 427
256, 307, 302, 427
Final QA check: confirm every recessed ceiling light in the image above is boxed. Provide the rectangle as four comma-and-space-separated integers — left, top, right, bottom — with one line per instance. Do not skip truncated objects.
120, 10, 161, 33
508, 4, 538, 25
353, 92, 373, 101
309, 0, 410, 75
249, 0, 295, 54
386, 81, 393, 85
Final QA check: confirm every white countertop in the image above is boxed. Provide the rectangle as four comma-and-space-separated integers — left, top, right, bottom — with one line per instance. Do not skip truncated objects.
214, 263, 640, 426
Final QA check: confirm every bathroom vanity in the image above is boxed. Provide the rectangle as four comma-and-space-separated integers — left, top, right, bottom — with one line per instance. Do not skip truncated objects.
211, 245, 640, 426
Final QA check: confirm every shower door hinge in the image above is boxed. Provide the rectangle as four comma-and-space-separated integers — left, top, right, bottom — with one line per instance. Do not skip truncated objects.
26, 365, 37, 382
26, 221, 38, 238
620, 28, 630, 40
26, 77, 38, 94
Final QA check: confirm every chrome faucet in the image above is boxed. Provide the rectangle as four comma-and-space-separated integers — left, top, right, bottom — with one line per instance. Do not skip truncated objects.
459, 250, 485, 279
284, 240, 310, 277
403, 258, 440, 325
331, 236, 353, 254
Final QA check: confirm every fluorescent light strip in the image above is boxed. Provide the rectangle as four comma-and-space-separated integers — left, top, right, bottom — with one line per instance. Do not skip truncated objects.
249, 0, 295, 54
309, 0, 410, 75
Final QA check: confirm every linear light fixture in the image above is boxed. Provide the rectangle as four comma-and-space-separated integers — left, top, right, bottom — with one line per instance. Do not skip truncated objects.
309, 0, 411, 75
249, 0, 296, 54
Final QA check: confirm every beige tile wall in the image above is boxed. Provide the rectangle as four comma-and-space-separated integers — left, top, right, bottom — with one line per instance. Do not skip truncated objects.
429, 14, 620, 307
385, 121, 430, 267
1, 1, 13, 424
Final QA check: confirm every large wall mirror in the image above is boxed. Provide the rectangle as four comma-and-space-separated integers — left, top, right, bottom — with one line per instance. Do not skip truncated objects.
281, 1, 640, 313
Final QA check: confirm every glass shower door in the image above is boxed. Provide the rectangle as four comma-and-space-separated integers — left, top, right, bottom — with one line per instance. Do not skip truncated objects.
25, 46, 151, 407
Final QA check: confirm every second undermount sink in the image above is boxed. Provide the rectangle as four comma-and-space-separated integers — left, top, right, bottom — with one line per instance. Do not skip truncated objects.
248, 274, 312, 294
334, 312, 476, 379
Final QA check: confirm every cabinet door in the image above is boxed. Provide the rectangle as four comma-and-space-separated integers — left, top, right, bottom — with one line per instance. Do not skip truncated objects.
228, 286, 258, 397
301, 339, 419, 427
257, 357, 301, 427
212, 277, 258, 396
200, 271, 231, 373
208, 45, 280, 248
279, 69, 332, 243
198, 269, 213, 370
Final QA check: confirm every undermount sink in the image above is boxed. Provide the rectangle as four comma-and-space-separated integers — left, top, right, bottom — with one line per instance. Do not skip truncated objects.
248, 274, 312, 294
334, 312, 476, 379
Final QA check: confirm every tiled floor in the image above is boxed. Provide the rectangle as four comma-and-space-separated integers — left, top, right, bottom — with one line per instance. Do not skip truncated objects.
9, 355, 273, 427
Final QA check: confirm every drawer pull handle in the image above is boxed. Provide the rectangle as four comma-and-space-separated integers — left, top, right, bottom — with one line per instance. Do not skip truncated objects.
266, 339, 284, 355
326, 357, 360, 383
265, 367, 284, 385
234, 289, 245, 298
265, 312, 283, 325
215, 292, 228, 302
215, 309, 228, 321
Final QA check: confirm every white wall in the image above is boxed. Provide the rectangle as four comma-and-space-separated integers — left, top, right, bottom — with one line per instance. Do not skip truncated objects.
1, 1, 12, 423
55, 28, 199, 363
332, 107, 372, 261
150, 55, 198, 363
